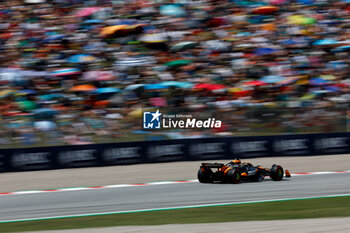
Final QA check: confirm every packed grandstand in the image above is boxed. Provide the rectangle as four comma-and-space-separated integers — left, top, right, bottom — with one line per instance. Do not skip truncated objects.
0, 0, 349, 147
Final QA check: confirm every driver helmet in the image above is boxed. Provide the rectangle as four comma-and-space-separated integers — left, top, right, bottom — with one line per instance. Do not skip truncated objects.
231, 159, 241, 164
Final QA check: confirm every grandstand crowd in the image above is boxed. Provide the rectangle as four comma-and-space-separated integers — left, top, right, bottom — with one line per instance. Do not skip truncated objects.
0, 0, 349, 147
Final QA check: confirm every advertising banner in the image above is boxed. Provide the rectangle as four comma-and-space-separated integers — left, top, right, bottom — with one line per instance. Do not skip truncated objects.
0, 133, 349, 173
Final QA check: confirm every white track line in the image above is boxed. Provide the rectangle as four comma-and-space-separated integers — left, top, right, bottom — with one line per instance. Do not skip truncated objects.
1, 193, 350, 223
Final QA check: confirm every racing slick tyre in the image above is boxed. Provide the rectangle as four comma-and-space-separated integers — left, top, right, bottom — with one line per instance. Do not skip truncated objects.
270, 165, 284, 181
226, 168, 241, 184
197, 168, 212, 183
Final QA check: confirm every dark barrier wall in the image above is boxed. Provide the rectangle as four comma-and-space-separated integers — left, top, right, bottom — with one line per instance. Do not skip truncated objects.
0, 132, 349, 172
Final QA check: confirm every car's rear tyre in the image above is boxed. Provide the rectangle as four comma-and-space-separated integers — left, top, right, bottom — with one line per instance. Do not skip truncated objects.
197, 168, 212, 183
270, 165, 284, 181
226, 168, 241, 184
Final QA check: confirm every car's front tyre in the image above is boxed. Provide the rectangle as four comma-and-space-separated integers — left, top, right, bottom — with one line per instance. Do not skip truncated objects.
270, 164, 284, 181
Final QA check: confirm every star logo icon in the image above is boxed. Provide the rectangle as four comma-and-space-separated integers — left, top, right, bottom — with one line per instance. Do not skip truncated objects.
143, 110, 162, 129
150, 109, 161, 122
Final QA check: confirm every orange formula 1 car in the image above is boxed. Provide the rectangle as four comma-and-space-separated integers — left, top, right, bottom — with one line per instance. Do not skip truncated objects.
198, 159, 291, 184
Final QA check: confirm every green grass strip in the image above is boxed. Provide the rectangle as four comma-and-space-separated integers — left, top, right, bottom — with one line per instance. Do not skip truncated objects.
1, 196, 350, 232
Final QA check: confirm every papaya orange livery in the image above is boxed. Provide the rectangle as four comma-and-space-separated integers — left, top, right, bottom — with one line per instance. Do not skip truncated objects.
197, 159, 291, 184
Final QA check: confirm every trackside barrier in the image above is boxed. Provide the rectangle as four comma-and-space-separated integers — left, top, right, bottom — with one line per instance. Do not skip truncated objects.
0, 132, 349, 172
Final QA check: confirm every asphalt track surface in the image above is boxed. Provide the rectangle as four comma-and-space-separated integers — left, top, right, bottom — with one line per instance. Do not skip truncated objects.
0, 172, 350, 222
2, 154, 350, 193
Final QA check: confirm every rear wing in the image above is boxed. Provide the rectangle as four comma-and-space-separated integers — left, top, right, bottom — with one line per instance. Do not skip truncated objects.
201, 163, 225, 168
